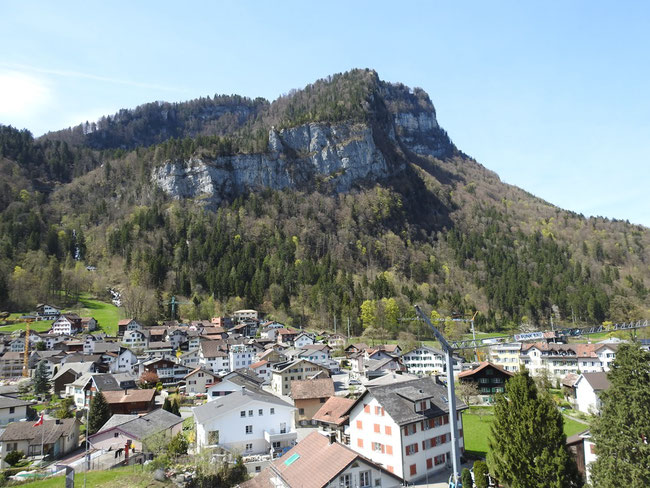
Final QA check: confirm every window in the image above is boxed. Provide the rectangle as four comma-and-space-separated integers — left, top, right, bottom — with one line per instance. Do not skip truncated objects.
374, 424, 380, 433
272, 441, 281, 449
426, 458, 433, 469
208, 430, 219, 444
339, 474, 351, 488
9, 407, 14, 414
270, 408, 275, 415
255, 466, 261, 472
320, 398, 326, 403
404, 424, 416, 436
299, 408, 305, 415
372, 442, 384, 452
248, 410, 253, 417
364, 404, 370, 414
240, 411, 246, 417
410, 464, 417, 476
405, 443, 419, 455
114, 432, 119, 438
386, 444, 393, 455
434, 454, 446, 466
357, 438, 364, 448
245, 443, 253, 451
359, 470, 371, 488
245, 425, 253, 434
356, 420, 363, 430
385, 426, 392, 435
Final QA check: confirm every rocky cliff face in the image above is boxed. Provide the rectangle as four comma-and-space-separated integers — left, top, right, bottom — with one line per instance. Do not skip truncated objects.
151, 80, 454, 205
152, 122, 396, 205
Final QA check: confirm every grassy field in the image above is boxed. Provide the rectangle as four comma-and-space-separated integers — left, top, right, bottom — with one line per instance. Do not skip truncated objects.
0, 295, 120, 336
12, 465, 166, 487
462, 406, 589, 458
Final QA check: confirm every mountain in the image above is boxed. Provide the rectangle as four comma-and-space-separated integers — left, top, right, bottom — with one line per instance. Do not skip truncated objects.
1, 69, 649, 337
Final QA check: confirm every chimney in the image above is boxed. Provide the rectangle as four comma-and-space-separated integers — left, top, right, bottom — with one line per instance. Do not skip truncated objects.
242, 386, 246, 395
124, 388, 128, 395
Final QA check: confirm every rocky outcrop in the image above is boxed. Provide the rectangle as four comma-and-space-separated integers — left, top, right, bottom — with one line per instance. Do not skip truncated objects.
152, 122, 394, 205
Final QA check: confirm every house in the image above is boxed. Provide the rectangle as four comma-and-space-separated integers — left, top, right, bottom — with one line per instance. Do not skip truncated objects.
183, 368, 220, 396
211, 316, 233, 328
89, 408, 183, 453
194, 387, 296, 456
574, 372, 611, 414
199, 341, 230, 374
345, 343, 369, 357
291, 378, 335, 426
488, 342, 523, 373
108, 347, 138, 374
348, 377, 467, 482
117, 319, 142, 336
49, 314, 82, 335
401, 345, 446, 376
52, 362, 96, 396
240, 431, 403, 488
140, 357, 191, 386
179, 349, 201, 369
457, 362, 514, 402
121, 329, 149, 349
206, 370, 265, 399
229, 344, 256, 371
250, 360, 271, 384
566, 429, 597, 484
65, 373, 122, 409
362, 357, 407, 380
277, 328, 299, 345
271, 359, 331, 396
0, 395, 33, 426
144, 341, 174, 357
35, 304, 60, 320
102, 389, 156, 415
233, 309, 258, 323
80, 317, 97, 332
313, 396, 355, 444
0, 352, 26, 379
294, 332, 315, 348
299, 344, 332, 363
327, 334, 346, 349
0, 418, 79, 468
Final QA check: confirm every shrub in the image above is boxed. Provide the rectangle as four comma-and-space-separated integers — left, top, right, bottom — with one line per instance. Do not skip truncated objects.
4, 450, 24, 467
461, 467, 473, 487
473, 460, 489, 488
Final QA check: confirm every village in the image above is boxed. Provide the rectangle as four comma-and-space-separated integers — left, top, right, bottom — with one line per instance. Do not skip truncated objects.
0, 303, 644, 487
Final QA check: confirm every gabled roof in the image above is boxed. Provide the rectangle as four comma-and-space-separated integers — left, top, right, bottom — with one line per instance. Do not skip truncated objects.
0, 394, 32, 409
250, 360, 268, 369
193, 389, 293, 424
241, 431, 402, 488
312, 397, 355, 426
291, 378, 335, 400
402, 344, 445, 356
200, 340, 227, 358
0, 418, 78, 444
354, 377, 467, 426
183, 367, 218, 380
579, 372, 611, 391
102, 389, 156, 404
52, 361, 94, 381
457, 361, 514, 379
91, 408, 182, 441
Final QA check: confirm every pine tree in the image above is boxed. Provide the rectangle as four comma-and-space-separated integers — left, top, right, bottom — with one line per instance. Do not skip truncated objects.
461, 467, 473, 487
33, 361, 50, 395
487, 371, 582, 488
87, 392, 111, 435
589, 342, 650, 487
171, 399, 180, 417
162, 397, 172, 413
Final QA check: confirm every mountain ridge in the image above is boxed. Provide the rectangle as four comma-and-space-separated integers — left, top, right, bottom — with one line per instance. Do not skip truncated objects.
1, 69, 648, 335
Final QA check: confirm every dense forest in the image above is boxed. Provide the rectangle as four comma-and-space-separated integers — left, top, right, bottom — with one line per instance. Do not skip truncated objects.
1, 69, 648, 337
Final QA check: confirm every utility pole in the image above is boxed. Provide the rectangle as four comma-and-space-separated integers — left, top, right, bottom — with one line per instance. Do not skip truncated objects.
414, 306, 461, 487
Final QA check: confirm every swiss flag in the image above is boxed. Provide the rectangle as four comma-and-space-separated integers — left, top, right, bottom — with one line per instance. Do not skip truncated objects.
33, 414, 44, 427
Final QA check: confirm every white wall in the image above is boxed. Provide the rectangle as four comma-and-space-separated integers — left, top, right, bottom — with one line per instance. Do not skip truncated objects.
0, 405, 28, 426
575, 379, 600, 414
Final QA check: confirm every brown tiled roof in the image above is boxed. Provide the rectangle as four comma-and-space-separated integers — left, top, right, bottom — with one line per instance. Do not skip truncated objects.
458, 361, 514, 379
581, 372, 611, 391
241, 431, 402, 488
250, 360, 268, 369
562, 372, 580, 388
118, 319, 135, 326
200, 340, 227, 357
290, 378, 334, 400
312, 397, 354, 426
102, 389, 155, 404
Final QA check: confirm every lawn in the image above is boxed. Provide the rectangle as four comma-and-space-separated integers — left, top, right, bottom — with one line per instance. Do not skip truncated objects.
462, 406, 590, 458
69, 295, 120, 336
13, 465, 166, 487
0, 295, 119, 336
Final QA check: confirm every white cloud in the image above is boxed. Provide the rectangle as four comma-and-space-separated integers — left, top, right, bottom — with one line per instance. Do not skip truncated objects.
0, 70, 51, 120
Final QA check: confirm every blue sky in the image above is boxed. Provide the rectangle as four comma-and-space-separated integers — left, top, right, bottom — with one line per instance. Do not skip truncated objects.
1, 1, 648, 226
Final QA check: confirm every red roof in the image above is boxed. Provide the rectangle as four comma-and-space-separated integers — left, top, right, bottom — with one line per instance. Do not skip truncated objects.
458, 361, 514, 378
312, 397, 355, 426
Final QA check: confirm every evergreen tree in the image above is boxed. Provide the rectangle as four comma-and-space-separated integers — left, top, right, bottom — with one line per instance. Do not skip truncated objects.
33, 361, 50, 395
461, 467, 473, 487
87, 392, 111, 435
162, 397, 172, 413
589, 342, 650, 487
487, 371, 582, 488
472, 460, 489, 488
171, 399, 180, 417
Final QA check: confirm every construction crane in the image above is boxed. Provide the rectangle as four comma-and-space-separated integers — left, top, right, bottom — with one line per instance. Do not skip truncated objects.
413, 305, 650, 487
22, 322, 30, 377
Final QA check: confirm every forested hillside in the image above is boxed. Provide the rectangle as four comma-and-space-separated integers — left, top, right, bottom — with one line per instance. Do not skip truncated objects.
1, 69, 648, 337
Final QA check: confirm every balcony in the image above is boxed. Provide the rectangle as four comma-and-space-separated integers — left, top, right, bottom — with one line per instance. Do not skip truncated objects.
264, 429, 297, 445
